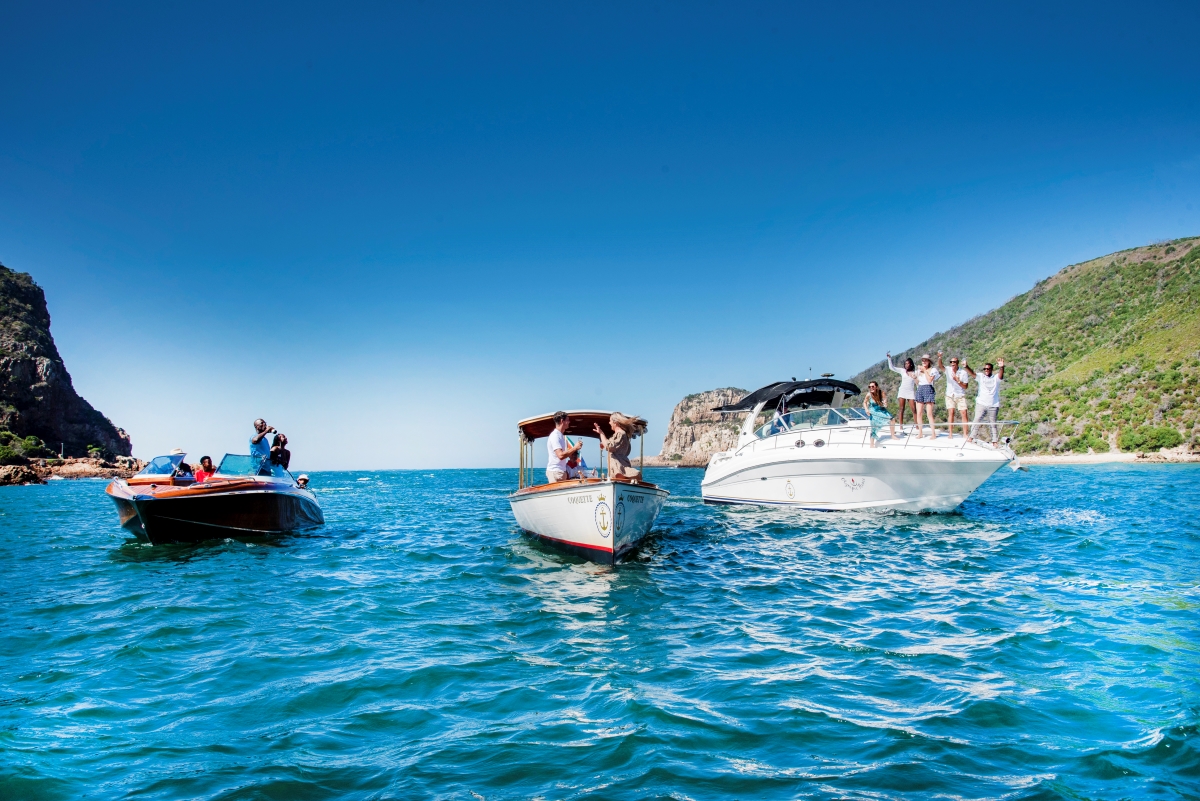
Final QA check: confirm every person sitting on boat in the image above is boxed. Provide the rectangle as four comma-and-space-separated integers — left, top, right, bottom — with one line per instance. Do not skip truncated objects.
565, 449, 591, 479
296, 474, 310, 489
594, 413, 647, 481
270, 433, 291, 471
194, 456, 216, 483
251, 419, 276, 459
770, 401, 789, 434
862, 381, 896, 447
547, 411, 583, 483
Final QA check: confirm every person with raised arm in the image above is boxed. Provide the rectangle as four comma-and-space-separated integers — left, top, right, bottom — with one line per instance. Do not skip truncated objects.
886, 353, 917, 432
965, 359, 1006, 444
546, 411, 583, 483
943, 355, 971, 439
250, 419, 276, 459
913, 352, 942, 439
594, 413, 648, 481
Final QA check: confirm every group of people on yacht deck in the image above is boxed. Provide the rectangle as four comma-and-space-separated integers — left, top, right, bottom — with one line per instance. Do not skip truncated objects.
862, 351, 1007, 447
546, 411, 648, 484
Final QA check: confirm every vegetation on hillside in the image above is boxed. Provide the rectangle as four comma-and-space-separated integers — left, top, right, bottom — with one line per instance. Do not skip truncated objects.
849, 237, 1200, 455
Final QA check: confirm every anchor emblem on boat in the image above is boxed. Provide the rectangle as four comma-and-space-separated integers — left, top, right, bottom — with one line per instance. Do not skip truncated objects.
785, 480, 795, 499
595, 496, 611, 537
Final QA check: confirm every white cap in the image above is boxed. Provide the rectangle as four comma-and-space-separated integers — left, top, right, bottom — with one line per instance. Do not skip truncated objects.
169, 448, 185, 455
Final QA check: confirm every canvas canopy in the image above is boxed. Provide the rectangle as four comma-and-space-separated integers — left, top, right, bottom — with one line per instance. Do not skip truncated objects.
518, 411, 618, 441
712, 379, 861, 413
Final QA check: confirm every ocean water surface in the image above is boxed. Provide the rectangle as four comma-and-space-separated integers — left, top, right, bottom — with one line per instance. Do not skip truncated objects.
1, 465, 1198, 800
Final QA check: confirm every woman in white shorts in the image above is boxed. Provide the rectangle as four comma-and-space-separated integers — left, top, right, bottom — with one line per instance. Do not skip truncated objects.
887, 353, 917, 430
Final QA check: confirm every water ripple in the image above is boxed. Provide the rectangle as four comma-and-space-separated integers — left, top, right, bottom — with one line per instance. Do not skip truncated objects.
0, 464, 1198, 799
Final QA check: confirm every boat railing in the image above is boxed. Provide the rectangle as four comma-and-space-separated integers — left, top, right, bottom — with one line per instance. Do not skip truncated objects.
753, 417, 1019, 452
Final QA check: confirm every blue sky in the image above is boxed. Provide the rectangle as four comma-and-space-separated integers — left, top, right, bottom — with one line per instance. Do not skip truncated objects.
2, 1, 1198, 469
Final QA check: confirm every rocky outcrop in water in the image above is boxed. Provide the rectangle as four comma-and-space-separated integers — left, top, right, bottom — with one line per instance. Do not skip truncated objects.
0, 263, 132, 459
645, 388, 747, 467
0, 464, 44, 486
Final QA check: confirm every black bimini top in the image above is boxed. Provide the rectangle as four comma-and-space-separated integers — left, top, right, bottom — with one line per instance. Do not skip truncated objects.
713, 379, 862, 412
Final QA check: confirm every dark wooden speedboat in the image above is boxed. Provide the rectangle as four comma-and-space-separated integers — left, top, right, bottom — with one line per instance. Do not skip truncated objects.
106, 453, 323, 545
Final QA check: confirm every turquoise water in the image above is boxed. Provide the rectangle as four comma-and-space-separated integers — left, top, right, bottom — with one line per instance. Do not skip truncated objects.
1, 466, 1198, 800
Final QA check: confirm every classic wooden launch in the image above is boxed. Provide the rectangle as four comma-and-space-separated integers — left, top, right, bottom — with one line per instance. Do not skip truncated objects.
106, 453, 323, 545
508, 411, 669, 564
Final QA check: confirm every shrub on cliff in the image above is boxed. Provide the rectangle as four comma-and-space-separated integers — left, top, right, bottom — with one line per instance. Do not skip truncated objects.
0, 445, 28, 466
1119, 426, 1184, 452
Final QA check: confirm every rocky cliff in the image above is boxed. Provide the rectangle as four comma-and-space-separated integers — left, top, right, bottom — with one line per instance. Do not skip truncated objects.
646, 388, 747, 466
0, 263, 132, 458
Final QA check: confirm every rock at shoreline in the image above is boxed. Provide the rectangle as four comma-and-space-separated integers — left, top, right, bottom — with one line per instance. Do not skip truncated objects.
0, 263, 132, 458
35, 456, 145, 481
646, 388, 746, 467
0, 464, 44, 486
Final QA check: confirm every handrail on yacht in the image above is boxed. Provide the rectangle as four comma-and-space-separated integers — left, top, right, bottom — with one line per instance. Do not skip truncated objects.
755, 415, 1018, 452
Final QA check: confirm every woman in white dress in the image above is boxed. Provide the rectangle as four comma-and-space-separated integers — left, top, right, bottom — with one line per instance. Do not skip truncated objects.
887, 353, 917, 430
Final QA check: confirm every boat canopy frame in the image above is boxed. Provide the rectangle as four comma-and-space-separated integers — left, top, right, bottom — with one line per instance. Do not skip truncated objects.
712, 379, 862, 413
516, 410, 645, 490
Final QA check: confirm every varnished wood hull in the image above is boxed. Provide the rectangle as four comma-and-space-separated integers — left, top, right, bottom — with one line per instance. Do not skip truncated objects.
107, 479, 323, 545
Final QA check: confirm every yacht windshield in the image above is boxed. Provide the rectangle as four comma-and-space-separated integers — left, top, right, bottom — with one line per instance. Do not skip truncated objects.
755, 408, 849, 438
136, 454, 185, 476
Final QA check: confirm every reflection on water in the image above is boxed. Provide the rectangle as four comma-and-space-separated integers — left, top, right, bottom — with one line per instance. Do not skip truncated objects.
0, 465, 1197, 800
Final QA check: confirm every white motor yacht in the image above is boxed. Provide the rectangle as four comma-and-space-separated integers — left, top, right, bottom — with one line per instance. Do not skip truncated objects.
700, 379, 1018, 512
509, 411, 669, 564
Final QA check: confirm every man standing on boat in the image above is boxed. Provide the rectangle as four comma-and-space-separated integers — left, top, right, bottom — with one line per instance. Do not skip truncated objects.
251, 419, 277, 459
965, 359, 1006, 444
547, 411, 583, 483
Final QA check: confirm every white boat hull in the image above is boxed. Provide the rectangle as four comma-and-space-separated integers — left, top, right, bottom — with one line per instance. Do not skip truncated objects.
701, 432, 1013, 512
509, 480, 669, 563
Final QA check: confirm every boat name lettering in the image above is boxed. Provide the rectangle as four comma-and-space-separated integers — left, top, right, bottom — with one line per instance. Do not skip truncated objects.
567, 495, 594, 504
626, 495, 644, 504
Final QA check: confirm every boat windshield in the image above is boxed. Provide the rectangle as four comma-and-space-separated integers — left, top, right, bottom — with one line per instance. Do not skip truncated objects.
755, 408, 850, 438
136, 454, 185, 476
215, 453, 291, 478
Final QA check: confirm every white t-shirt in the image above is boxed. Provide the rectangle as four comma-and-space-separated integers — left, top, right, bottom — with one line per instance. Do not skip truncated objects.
547, 429, 568, 471
917, 366, 941, 386
946, 368, 969, 397
976, 374, 1002, 407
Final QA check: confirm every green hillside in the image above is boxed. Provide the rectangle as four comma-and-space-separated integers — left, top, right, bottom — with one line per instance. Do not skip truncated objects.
849, 237, 1200, 455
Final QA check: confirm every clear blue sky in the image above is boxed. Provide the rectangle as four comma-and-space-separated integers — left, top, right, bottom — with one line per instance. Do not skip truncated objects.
2, 2, 1198, 469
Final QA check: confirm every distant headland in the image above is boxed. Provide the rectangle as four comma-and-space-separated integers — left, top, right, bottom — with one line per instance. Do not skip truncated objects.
0, 262, 135, 484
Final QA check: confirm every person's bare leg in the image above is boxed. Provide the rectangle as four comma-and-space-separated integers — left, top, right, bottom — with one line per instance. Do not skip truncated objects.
946, 403, 955, 438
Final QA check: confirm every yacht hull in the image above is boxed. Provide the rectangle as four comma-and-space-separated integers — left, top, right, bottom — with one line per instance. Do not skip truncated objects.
107, 478, 324, 544
701, 440, 1012, 512
509, 479, 669, 564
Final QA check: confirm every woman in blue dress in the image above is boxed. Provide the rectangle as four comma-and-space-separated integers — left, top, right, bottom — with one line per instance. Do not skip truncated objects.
862, 380, 895, 447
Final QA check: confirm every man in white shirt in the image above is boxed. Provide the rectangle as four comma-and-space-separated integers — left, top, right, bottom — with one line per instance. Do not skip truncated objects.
943, 356, 971, 439
965, 359, 1006, 443
547, 411, 583, 483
